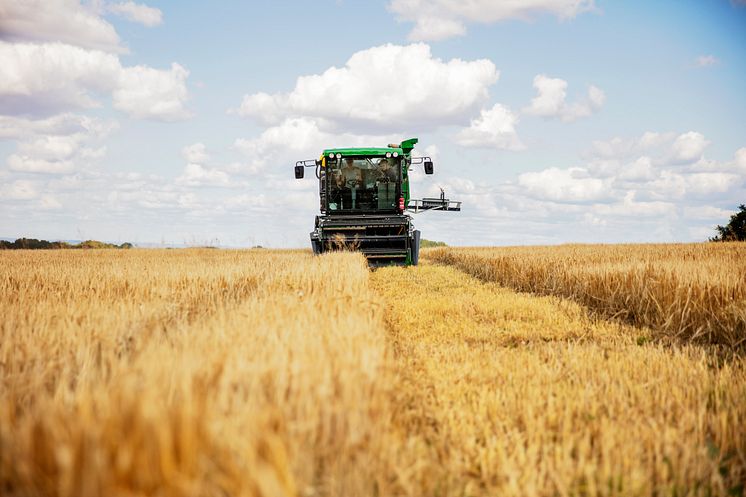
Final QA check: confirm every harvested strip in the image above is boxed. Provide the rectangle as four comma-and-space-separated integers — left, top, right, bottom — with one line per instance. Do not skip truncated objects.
427, 243, 746, 347
372, 263, 746, 497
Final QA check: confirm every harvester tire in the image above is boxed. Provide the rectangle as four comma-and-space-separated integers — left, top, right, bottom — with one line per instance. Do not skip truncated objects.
411, 230, 421, 266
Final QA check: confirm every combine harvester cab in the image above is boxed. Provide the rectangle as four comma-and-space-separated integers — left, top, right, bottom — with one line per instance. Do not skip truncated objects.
294, 138, 461, 267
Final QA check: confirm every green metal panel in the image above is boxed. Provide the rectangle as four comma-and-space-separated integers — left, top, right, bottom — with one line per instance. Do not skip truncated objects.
321, 147, 404, 156
400, 137, 418, 154
322, 138, 418, 158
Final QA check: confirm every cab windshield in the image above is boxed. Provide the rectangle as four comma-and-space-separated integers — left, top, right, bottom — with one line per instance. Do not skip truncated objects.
327, 157, 399, 212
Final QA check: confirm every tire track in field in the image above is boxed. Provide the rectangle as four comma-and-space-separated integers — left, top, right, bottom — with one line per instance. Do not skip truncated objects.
370, 262, 746, 497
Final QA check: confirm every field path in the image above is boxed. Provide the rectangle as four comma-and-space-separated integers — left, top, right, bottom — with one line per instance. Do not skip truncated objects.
371, 262, 745, 496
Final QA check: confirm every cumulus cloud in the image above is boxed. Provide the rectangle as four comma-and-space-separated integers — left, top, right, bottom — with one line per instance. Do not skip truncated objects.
0, 113, 116, 140
113, 63, 190, 121
233, 117, 390, 174
235, 43, 499, 131
735, 148, 746, 173
570, 131, 739, 204
3, 114, 116, 174
0, 179, 38, 200
518, 167, 608, 203
174, 143, 239, 188
108, 1, 162, 27
182, 143, 209, 164
671, 131, 710, 163
588, 131, 674, 161
587, 131, 712, 171
524, 74, 605, 122
6, 155, 76, 174
425, 129, 744, 244
0, 42, 191, 120
0, 0, 124, 52
388, 0, 595, 41
176, 163, 232, 187
455, 103, 524, 150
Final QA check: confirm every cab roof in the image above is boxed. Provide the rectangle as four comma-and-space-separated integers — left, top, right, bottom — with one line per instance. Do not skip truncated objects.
322, 146, 403, 157
322, 138, 418, 158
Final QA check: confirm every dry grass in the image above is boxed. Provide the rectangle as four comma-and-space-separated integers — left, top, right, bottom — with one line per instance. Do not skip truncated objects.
2, 247, 745, 497
427, 243, 746, 347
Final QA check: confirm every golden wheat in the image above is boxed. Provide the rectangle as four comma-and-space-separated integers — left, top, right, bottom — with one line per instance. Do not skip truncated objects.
372, 262, 746, 496
1, 247, 744, 497
1, 249, 399, 497
427, 243, 746, 347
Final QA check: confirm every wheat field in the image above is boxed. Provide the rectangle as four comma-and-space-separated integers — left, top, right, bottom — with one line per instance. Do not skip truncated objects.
1, 246, 744, 496
428, 243, 746, 348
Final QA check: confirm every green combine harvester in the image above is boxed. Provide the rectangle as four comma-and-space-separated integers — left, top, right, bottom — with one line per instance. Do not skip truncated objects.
294, 137, 461, 266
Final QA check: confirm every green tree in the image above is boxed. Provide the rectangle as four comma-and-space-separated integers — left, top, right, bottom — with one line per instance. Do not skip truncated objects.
710, 204, 746, 241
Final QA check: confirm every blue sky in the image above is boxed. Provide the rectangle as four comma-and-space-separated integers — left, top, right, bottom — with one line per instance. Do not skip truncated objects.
1, 0, 744, 247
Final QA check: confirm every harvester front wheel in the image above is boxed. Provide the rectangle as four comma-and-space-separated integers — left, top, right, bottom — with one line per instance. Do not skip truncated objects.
411, 230, 421, 266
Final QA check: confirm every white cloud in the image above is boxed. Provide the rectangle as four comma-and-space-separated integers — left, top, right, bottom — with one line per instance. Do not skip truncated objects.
235, 43, 499, 131
455, 103, 524, 150
175, 144, 238, 188
588, 131, 674, 160
389, 0, 595, 41
455, 129, 745, 242
587, 131, 721, 172
1, 179, 38, 200
518, 167, 609, 203
683, 205, 734, 220
113, 63, 191, 121
0, 42, 191, 120
3, 113, 116, 174
0, 0, 124, 52
616, 156, 656, 182
524, 75, 605, 122
735, 148, 746, 173
407, 17, 466, 42
671, 131, 710, 163
182, 143, 209, 164
0, 113, 117, 140
108, 2, 162, 27
591, 191, 676, 218
0, 42, 121, 112
17, 135, 87, 160
695, 55, 718, 67
8, 154, 74, 174
233, 117, 391, 174
176, 163, 232, 187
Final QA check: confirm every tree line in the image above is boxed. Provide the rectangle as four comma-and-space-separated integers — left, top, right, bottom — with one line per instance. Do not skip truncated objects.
710, 204, 746, 242
0, 238, 134, 250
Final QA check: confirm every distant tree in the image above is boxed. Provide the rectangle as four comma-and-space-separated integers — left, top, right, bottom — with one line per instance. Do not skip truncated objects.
0, 238, 133, 249
710, 204, 746, 241
420, 239, 448, 248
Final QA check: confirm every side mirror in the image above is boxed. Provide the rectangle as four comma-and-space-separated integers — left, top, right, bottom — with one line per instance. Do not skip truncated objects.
294, 165, 304, 179
424, 161, 434, 175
